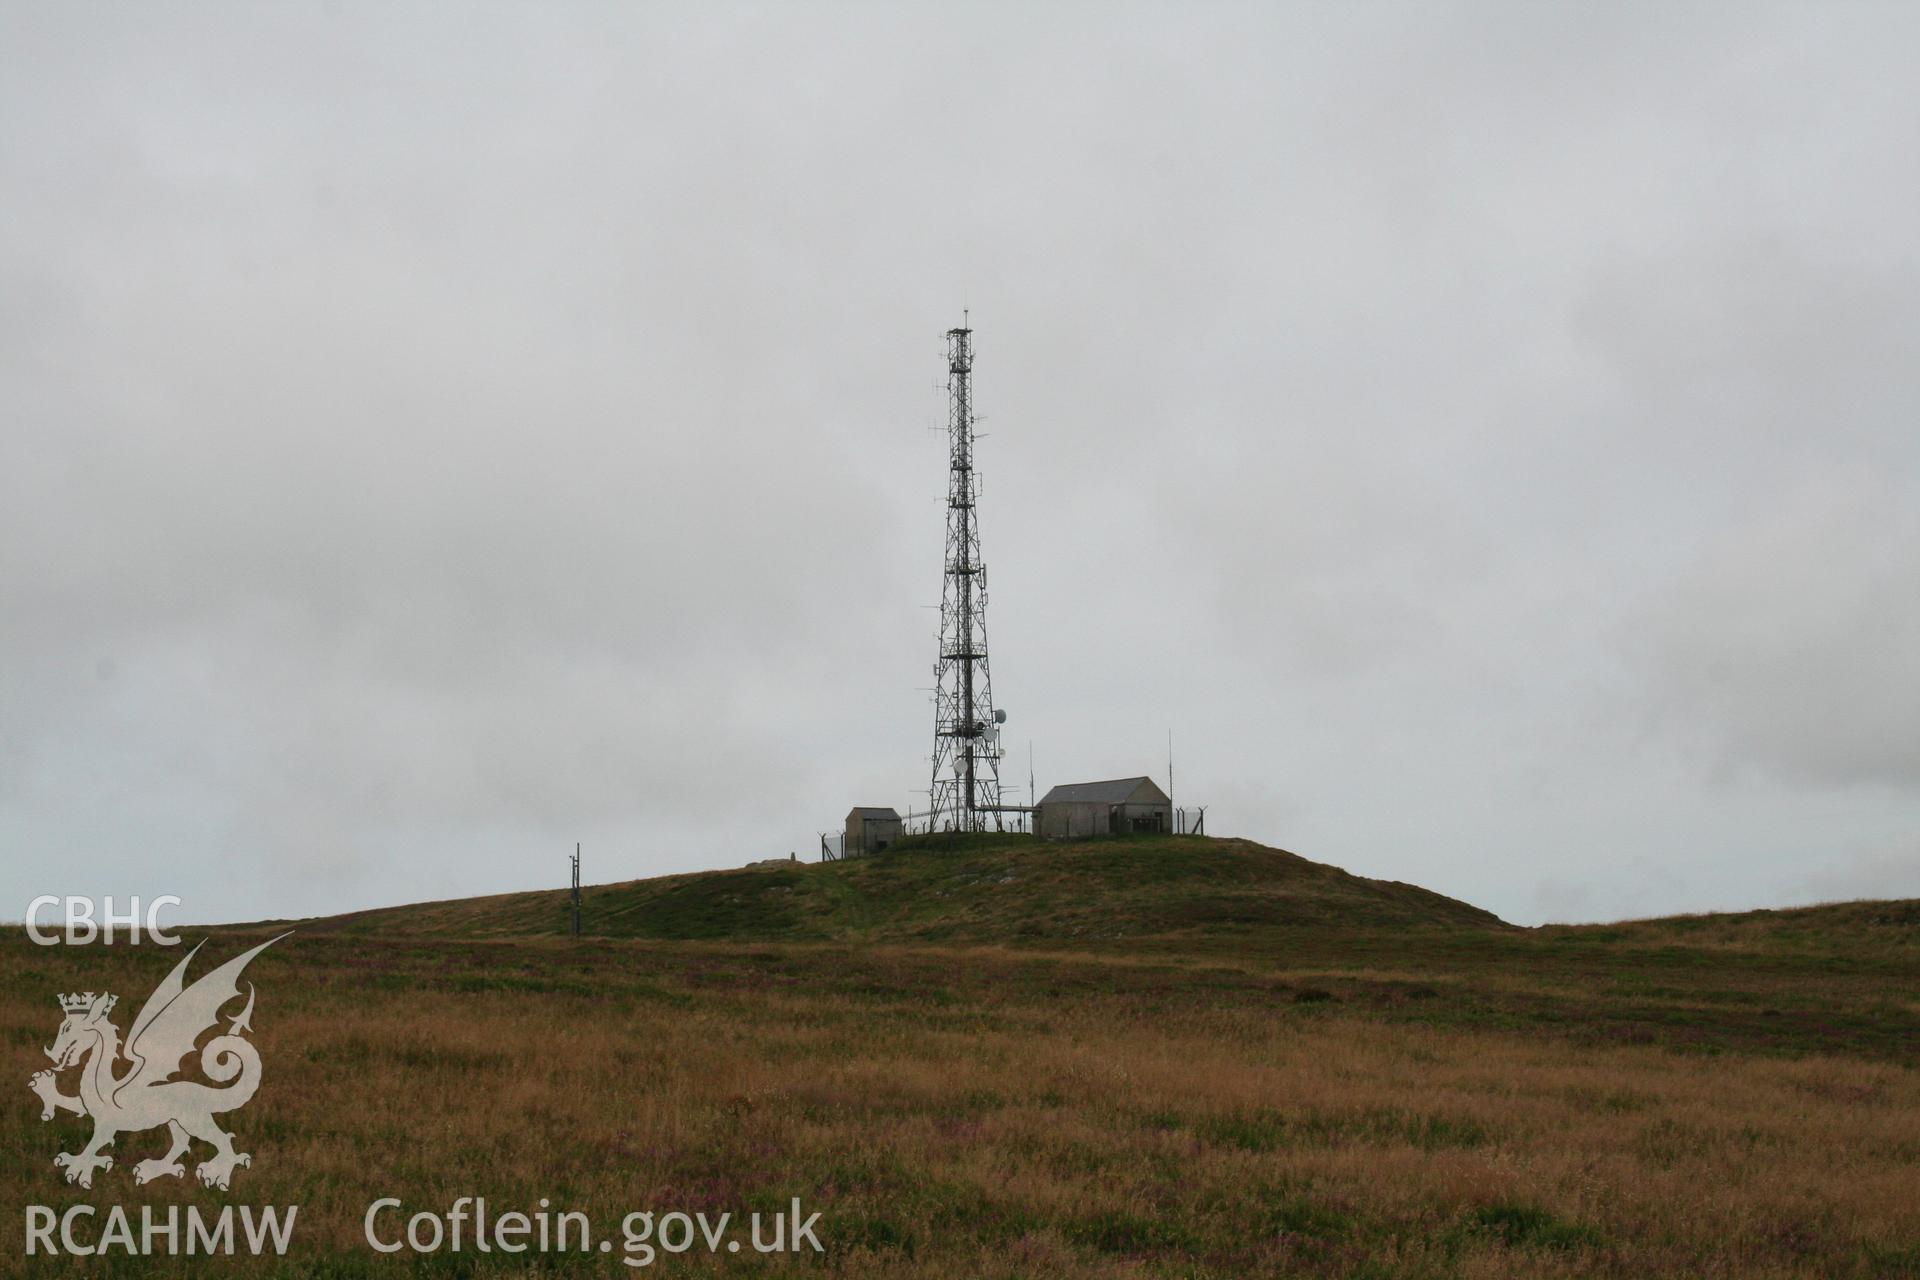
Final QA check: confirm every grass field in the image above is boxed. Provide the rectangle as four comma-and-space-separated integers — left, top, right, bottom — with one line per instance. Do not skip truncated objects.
5, 835, 1917, 1277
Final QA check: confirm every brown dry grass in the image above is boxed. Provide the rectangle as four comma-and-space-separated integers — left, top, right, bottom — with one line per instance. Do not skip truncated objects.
3, 930, 1917, 1277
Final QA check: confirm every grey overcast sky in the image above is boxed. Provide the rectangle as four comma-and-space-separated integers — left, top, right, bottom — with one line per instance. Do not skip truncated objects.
3, 3, 1916, 928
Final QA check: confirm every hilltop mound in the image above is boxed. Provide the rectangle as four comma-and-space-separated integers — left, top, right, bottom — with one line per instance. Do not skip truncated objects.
303, 833, 1506, 945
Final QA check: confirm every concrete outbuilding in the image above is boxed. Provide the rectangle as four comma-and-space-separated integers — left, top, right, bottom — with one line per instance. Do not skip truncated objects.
1035, 777, 1172, 839
843, 806, 904, 857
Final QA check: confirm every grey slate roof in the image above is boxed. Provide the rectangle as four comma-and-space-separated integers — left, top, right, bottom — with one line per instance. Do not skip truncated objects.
847, 806, 902, 820
1037, 777, 1158, 806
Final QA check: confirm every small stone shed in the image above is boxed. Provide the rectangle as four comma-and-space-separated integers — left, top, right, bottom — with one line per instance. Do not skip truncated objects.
1035, 777, 1172, 839
844, 806, 904, 857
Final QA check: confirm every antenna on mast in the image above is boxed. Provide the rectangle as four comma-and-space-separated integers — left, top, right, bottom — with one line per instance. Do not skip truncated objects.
1029, 740, 1037, 834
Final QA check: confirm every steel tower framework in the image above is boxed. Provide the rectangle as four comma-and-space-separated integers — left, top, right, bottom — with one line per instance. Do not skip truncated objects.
928, 321, 1004, 831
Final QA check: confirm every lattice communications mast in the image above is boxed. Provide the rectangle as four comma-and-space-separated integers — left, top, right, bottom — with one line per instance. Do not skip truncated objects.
929, 320, 1005, 831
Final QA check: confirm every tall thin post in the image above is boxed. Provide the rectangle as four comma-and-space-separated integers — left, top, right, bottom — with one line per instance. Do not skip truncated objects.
569, 843, 581, 937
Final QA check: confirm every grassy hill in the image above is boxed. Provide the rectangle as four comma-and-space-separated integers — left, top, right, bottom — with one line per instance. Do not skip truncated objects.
300, 833, 1507, 945
1540, 897, 1920, 959
285, 832, 1919, 1066
10, 836, 1919, 1277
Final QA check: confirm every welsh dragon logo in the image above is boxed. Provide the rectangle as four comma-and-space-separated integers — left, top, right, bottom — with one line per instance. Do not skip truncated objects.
28, 935, 287, 1190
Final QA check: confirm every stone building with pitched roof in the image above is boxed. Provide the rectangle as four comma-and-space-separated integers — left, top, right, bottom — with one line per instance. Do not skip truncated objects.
1035, 776, 1171, 839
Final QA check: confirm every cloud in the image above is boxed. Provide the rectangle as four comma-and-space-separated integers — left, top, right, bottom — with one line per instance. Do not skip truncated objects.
1619, 466, 1920, 791
2, 3, 1918, 925
1797, 836, 1920, 905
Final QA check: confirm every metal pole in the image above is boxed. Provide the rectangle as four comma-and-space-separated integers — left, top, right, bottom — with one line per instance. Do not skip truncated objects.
569, 843, 581, 937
